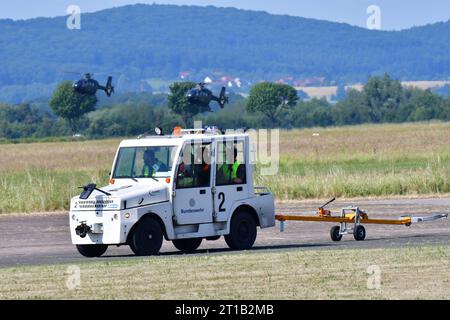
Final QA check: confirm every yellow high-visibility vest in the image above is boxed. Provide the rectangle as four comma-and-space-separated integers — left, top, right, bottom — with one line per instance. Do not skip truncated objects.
221, 161, 240, 180
143, 165, 152, 177
231, 161, 240, 180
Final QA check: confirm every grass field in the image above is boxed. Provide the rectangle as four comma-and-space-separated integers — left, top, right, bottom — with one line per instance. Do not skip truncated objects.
264, 122, 450, 199
0, 246, 448, 299
1, 122, 450, 213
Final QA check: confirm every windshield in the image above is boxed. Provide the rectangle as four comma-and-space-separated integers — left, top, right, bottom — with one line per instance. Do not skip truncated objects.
113, 146, 176, 179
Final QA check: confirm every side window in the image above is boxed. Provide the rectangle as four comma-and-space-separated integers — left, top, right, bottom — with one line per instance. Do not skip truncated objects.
154, 147, 174, 171
176, 143, 211, 189
216, 141, 246, 186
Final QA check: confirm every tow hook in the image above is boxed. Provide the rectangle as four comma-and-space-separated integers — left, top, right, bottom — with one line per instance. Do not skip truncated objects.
75, 221, 91, 238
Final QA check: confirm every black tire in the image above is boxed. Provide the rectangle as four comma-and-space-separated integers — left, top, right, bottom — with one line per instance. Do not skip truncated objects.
330, 226, 342, 241
76, 244, 108, 257
173, 238, 202, 253
129, 216, 163, 256
206, 236, 221, 241
225, 211, 257, 250
353, 225, 366, 241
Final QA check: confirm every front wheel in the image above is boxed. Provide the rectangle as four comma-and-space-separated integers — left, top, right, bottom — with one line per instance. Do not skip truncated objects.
225, 211, 257, 250
129, 217, 163, 256
173, 238, 202, 253
76, 244, 108, 257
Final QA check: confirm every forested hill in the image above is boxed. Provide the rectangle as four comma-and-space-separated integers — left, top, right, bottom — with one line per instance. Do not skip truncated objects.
0, 4, 449, 92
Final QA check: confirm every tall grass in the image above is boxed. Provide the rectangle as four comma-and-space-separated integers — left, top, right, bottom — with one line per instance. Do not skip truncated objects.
252, 122, 450, 199
0, 170, 109, 213
256, 159, 450, 199
1, 122, 450, 213
0, 139, 117, 213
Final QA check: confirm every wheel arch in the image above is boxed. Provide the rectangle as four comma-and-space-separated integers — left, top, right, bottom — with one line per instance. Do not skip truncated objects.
127, 212, 169, 243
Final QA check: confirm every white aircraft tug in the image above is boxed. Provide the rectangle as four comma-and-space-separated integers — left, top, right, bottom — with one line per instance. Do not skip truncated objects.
70, 127, 275, 257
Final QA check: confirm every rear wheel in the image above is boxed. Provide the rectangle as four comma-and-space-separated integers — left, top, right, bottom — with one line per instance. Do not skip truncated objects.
225, 211, 257, 250
76, 244, 108, 257
129, 217, 163, 256
330, 226, 342, 241
173, 238, 202, 253
353, 225, 366, 241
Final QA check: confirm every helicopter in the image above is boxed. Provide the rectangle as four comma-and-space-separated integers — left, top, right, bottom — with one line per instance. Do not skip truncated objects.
186, 83, 229, 111
72, 73, 114, 97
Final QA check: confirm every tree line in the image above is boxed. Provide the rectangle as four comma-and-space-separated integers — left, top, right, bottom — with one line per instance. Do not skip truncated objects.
1, 3, 450, 98
1, 74, 450, 141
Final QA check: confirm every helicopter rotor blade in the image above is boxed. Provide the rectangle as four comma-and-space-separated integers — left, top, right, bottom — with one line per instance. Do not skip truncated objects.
105, 76, 114, 96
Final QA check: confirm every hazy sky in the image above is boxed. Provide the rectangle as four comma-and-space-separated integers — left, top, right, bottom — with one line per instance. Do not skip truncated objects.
0, 0, 449, 30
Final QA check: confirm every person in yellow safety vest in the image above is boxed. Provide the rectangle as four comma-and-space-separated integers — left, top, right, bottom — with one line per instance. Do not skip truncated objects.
142, 149, 167, 178
219, 147, 244, 184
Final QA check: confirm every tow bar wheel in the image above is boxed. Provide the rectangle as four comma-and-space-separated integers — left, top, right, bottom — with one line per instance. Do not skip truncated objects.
330, 226, 342, 241
353, 225, 366, 241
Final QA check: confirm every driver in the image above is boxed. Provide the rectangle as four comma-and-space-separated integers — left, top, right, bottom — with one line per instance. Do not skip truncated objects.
142, 149, 167, 178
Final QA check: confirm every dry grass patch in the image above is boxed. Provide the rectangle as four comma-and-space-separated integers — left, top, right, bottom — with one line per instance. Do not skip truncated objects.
0, 139, 119, 172
0, 246, 448, 299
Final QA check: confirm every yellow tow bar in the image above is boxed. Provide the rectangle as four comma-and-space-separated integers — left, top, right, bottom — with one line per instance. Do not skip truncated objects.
275, 199, 448, 241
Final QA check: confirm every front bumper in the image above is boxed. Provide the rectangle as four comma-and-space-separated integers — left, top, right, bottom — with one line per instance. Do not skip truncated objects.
69, 210, 128, 245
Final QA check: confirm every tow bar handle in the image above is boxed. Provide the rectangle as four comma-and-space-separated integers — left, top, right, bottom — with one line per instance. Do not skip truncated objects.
409, 213, 448, 224
319, 197, 336, 209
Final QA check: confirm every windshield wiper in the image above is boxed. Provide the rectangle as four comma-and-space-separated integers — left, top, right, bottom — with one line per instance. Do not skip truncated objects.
116, 175, 158, 182
114, 176, 138, 182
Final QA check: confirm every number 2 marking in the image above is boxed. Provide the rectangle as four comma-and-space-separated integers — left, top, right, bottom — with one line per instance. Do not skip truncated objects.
218, 192, 226, 212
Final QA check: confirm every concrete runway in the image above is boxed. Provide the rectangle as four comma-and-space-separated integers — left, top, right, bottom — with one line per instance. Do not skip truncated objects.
0, 198, 448, 267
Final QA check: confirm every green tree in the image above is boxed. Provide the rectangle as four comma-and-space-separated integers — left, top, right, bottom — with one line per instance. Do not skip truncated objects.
407, 89, 444, 121
168, 82, 201, 126
291, 98, 333, 128
246, 82, 298, 126
333, 89, 371, 125
49, 81, 97, 133
363, 74, 403, 123
442, 98, 450, 121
